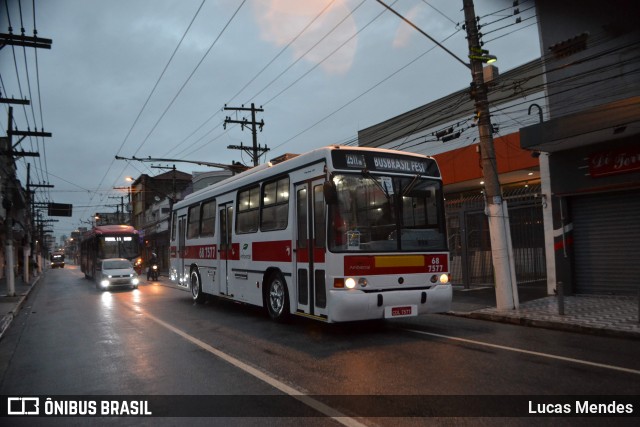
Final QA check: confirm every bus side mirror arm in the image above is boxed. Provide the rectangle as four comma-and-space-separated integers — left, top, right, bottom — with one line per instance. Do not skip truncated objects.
323, 181, 338, 205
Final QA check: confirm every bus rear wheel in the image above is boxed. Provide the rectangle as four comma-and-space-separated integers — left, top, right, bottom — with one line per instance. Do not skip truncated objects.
266, 272, 290, 322
191, 269, 205, 304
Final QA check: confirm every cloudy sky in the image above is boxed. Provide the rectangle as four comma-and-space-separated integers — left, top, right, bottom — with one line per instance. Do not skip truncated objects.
1, 0, 540, 240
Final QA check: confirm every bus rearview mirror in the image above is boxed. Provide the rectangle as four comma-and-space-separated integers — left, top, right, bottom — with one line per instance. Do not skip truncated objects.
323, 181, 337, 205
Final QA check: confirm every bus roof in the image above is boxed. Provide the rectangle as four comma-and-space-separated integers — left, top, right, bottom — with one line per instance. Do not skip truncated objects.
175, 145, 439, 210
82, 225, 138, 240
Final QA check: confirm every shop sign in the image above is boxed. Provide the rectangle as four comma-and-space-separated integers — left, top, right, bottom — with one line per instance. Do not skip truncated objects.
588, 146, 640, 178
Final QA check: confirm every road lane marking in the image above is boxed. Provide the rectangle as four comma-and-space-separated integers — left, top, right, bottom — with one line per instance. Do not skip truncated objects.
403, 328, 640, 375
137, 307, 367, 427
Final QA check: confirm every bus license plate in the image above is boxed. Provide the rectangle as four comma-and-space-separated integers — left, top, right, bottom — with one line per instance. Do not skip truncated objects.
385, 305, 417, 318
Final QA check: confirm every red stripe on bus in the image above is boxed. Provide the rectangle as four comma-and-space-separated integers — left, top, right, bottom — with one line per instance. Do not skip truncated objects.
220, 243, 240, 261
252, 240, 293, 262
344, 254, 448, 276
297, 247, 326, 263
182, 244, 217, 260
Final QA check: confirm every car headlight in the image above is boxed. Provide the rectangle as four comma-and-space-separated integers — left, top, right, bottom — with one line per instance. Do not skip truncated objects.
100, 279, 110, 288
132, 278, 140, 285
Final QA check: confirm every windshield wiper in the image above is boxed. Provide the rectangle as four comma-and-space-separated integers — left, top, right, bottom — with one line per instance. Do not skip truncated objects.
361, 169, 390, 199
402, 174, 422, 197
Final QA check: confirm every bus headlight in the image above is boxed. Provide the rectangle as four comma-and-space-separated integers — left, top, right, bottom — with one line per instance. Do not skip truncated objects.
430, 274, 449, 284
334, 277, 367, 289
345, 277, 356, 289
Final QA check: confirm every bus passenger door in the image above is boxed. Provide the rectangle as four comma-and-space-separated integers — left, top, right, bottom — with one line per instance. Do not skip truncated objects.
219, 204, 234, 296
178, 215, 187, 285
294, 179, 328, 318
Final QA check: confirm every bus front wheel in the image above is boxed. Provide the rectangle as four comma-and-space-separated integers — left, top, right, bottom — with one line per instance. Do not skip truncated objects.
266, 272, 290, 322
191, 269, 205, 304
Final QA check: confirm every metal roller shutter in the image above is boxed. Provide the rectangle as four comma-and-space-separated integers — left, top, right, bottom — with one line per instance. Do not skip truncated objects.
571, 190, 640, 295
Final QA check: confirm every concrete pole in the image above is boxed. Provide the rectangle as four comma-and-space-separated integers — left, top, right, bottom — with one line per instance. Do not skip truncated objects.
539, 152, 556, 295
463, 0, 518, 309
4, 224, 15, 296
23, 244, 30, 284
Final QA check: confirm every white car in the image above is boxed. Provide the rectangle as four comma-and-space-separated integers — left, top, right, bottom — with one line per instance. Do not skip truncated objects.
97, 258, 139, 291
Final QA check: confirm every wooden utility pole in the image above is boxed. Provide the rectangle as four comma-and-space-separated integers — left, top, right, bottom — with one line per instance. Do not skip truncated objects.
463, 0, 518, 310
27, 164, 54, 282
223, 103, 267, 166
2, 107, 49, 296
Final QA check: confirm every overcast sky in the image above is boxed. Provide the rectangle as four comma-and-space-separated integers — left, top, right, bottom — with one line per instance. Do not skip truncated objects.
1, 0, 540, 241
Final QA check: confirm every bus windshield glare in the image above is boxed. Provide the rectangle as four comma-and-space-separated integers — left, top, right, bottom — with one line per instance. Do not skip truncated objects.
328, 174, 447, 252
98, 235, 139, 259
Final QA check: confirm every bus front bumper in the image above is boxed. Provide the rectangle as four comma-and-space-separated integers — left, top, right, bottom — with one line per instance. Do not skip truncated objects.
328, 284, 452, 323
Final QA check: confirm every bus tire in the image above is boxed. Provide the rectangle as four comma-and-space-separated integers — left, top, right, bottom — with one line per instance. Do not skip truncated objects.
191, 269, 205, 304
266, 272, 290, 322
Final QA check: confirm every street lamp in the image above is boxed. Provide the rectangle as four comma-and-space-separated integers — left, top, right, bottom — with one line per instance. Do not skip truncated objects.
468, 47, 497, 64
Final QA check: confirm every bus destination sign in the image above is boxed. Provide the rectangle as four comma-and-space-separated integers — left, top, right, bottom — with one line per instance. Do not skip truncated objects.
337, 151, 436, 175
344, 153, 366, 168
372, 156, 427, 174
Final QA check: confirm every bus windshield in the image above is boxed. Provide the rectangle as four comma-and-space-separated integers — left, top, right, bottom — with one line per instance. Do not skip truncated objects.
98, 235, 139, 259
328, 174, 447, 252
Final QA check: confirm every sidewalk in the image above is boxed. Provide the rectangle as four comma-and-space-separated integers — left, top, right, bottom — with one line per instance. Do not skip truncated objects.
449, 285, 640, 339
1, 273, 639, 340
0, 272, 41, 340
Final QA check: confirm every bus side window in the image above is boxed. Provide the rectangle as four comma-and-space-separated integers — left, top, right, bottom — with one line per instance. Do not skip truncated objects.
200, 200, 216, 237
261, 177, 289, 231
237, 185, 260, 233
187, 204, 200, 239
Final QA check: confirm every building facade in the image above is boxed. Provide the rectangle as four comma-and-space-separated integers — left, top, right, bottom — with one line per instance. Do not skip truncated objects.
520, 0, 640, 295
1, 137, 32, 287
130, 169, 192, 270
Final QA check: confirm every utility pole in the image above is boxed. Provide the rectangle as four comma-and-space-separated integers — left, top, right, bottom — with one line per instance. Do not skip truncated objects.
223, 103, 267, 167
374, 0, 518, 310
2, 106, 49, 296
113, 187, 132, 224
107, 196, 126, 224
1, 23, 51, 293
463, 0, 518, 310
26, 164, 54, 283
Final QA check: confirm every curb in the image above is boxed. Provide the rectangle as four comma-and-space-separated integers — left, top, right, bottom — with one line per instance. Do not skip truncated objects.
0, 274, 42, 341
446, 310, 640, 340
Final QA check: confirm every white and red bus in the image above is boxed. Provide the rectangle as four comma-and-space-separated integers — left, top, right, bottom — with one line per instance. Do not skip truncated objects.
169, 146, 451, 323
80, 225, 141, 279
